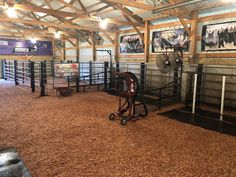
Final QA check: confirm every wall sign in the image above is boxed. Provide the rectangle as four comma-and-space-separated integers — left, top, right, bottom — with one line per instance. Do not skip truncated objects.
202, 21, 236, 51
54, 63, 79, 77
152, 28, 189, 52
120, 34, 144, 53
0, 38, 53, 55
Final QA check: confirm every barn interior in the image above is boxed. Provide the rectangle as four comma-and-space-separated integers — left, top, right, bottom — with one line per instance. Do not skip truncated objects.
0, 0, 236, 176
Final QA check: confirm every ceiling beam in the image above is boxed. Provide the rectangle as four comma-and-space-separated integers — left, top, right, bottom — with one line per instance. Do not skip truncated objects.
0, 15, 99, 31
77, 0, 90, 17
112, 4, 144, 25
178, 18, 191, 36
0, 2, 79, 18
57, 0, 83, 14
122, 12, 144, 41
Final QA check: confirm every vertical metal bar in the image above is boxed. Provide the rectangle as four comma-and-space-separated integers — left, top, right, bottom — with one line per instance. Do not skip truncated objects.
14, 60, 18, 85
2, 59, 5, 79
76, 62, 80, 92
220, 76, 226, 121
116, 62, 120, 73
40, 61, 46, 96
159, 89, 162, 109
192, 74, 198, 114
173, 64, 179, 95
179, 62, 183, 101
22, 62, 25, 83
140, 62, 145, 92
67, 76, 70, 87
104, 61, 108, 91
196, 64, 203, 105
44, 61, 47, 84
30, 61, 35, 92
89, 61, 92, 85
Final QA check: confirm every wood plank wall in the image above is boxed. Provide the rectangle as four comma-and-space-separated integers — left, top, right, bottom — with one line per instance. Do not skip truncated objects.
78, 11, 236, 65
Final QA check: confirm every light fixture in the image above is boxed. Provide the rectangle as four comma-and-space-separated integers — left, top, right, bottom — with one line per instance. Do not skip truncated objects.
54, 31, 61, 39
30, 38, 37, 44
6, 7, 17, 18
99, 17, 107, 29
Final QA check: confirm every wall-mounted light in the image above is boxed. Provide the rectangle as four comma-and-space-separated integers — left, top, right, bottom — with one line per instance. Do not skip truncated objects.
99, 17, 107, 29
54, 31, 61, 39
6, 7, 17, 18
30, 38, 37, 44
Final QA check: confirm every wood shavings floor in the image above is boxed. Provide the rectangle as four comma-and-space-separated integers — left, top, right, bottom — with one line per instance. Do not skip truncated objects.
0, 80, 235, 177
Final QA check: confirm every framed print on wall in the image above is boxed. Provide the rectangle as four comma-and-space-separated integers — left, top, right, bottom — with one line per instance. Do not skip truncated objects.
152, 28, 189, 52
120, 33, 144, 53
201, 21, 236, 51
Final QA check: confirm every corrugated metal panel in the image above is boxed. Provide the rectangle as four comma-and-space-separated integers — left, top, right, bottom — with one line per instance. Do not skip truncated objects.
80, 0, 101, 8
48, 0, 64, 9
199, 4, 236, 17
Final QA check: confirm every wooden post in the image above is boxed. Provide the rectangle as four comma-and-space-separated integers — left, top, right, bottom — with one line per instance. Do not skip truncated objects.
144, 20, 150, 63
114, 31, 119, 62
190, 11, 199, 60
62, 35, 66, 60
76, 38, 80, 62
91, 32, 96, 61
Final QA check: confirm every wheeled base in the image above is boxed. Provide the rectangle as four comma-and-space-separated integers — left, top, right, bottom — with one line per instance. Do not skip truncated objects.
109, 113, 129, 125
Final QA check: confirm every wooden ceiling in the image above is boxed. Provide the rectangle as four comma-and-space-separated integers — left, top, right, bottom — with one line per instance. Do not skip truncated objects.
0, 0, 235, 39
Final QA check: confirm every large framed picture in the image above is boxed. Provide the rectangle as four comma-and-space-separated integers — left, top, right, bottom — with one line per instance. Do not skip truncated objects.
120, 33, 144, 53
152, 28, 189, 52
201, 21, 236, 51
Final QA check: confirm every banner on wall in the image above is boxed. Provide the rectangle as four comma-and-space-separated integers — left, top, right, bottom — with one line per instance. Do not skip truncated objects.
54, 63, 79, 77
201, 21, 236, 51
120, 33, 144, 53
152, 28, 189, 52
0, 38, 53, 55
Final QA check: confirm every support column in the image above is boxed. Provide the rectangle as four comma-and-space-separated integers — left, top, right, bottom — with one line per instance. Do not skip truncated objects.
114, 31, 119, 62
91, 32, 96, 61
144, 21, 150, 63
76, 38, 80, 62
62, 35, 66, 61
190, 11, 199, 62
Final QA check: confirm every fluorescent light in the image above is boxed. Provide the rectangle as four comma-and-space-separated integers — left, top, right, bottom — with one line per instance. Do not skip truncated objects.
6, 7, 17, 18
31, 38, 37, 44
64, 0, 71, 3
54, 31, 61, 39
99, 18, 107, 29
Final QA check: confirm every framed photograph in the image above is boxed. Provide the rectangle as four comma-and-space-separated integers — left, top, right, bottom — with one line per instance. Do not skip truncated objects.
152, 28, 189, 52
201, 21, 236, 51
120, 33, 144, 53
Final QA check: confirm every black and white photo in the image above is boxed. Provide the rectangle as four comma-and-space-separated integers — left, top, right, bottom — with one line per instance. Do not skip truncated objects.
152, 28, 189, 52
202, 21, 236, 51
120, 34, 144, 53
